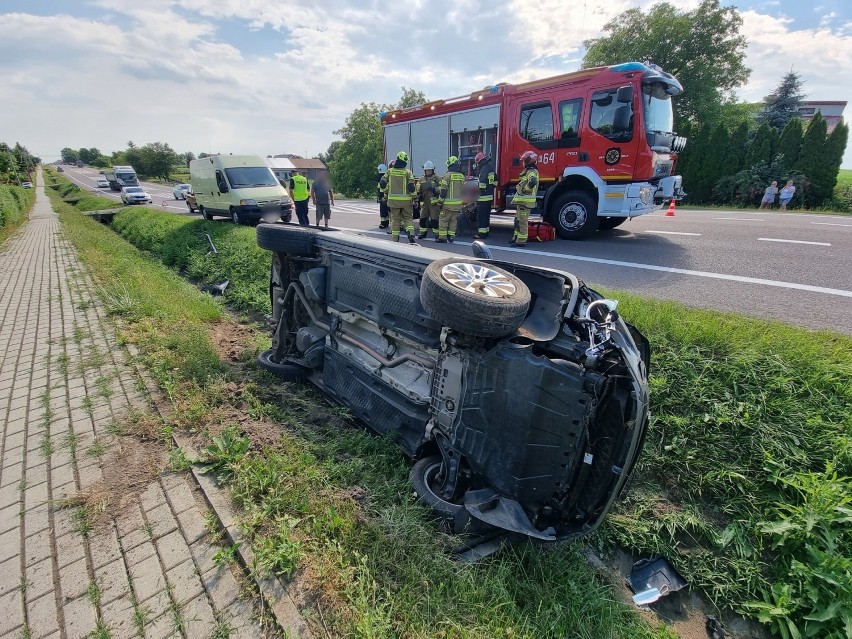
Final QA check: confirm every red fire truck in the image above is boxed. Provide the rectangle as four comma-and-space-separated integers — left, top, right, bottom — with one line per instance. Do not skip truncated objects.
381, 62, 686, 239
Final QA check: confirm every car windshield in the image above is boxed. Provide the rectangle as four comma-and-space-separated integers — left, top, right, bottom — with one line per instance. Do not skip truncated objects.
224, 167, 277, 188
642, 82, 674, 134
178, 184, 190, 190
126, 188, 142, 193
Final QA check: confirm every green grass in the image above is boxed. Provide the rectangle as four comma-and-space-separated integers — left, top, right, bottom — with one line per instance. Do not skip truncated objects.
0, 182, 36, 244
837, 168, 852, 187
44, 166, 852, 637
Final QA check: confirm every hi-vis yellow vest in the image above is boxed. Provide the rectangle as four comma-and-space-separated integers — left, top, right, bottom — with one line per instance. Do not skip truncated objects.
291, 174, 309, 201
387, 168, 413, 202
441, 172, 465, 207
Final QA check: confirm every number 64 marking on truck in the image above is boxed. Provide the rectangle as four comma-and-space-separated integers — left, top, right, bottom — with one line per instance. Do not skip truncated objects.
537, 152, 556, 164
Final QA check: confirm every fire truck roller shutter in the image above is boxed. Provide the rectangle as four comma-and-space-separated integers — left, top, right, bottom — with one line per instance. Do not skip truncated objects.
450, 106, 501, 173
384, 122, 411, 170
410, 116, 450, 179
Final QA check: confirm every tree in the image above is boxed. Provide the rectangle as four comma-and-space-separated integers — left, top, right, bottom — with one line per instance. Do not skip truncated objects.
327, 88, 429, 197
127, 140, 136, 149
318, 140, 342, 167
582, 0, 750, 127
744, 123, 773, 169
717, 102, 760, 132
795, 113, 830, 207
183, 151, 195, 166
60, 147, 79, 164
78, 148, 91, 164
822, 122, 848, 204
198, 152, 211, 159
138, 142, 179, 180
776, 118, 803, 169
756, 71, 805, 130
694, 125, 730, 202
681, 124, 711, 201
729, 121, 750, 172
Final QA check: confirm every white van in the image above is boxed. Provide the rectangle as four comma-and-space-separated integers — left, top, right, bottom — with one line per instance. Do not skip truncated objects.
189, 155, 293, 224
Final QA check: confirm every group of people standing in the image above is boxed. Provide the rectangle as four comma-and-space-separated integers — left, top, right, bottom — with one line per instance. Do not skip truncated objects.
376, 149, 540, 247
760, 179, 796, 210
287, 170, 335, 227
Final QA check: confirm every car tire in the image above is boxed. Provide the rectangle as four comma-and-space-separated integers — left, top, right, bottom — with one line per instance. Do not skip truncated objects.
200, 206, 213, 220
256, 224, 317, 256
410, 456, 464, 520
257, 349, 308, 380
420, 258, 530, 338
598, 217, 626, 230
174, 195, 178, 200
230, 207, 241, 225
550, 190, 599, 239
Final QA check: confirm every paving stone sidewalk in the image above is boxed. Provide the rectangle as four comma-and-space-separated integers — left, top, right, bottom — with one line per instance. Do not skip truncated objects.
0, 174, 267, 638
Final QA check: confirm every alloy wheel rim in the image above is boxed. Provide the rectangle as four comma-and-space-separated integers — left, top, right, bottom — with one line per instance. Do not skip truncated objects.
440, 262, 516, 298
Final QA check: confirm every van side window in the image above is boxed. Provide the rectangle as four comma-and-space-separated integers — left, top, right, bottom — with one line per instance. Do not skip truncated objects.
559, 99, 583, 139
590, 89, 633, 142
215, 170, 227, 191
519, 103, 553, 142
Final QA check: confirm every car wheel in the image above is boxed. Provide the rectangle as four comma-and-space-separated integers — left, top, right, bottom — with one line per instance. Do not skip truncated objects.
256, 224, 317, 256
201, 207, 213, 221
598, 217, 626, 230
420, 258, 531, 338
231, 207, 241, 225
550, 190, 599, 239
174, 195, 178, 200
410, 456, 464, 520
257, 349, 308, 380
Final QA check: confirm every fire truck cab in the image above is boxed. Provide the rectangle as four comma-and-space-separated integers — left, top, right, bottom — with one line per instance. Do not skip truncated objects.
381, 62, 686, 239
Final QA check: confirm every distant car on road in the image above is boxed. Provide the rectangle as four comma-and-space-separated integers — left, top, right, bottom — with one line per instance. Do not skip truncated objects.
173, 184, 192, 200
96, 177, 110, 188
57, 167, 64, 173
21, 182, 33, 189
120, 186, 152, 205
98, 170, 106, 175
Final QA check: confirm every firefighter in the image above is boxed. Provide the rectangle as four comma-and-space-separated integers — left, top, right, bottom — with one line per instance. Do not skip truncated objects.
379, 151, 417, 243
417, 160, 441, 239
436, 156, 465, 243
376, 163, 389, 229
473, 152, 496, 239
511, 151, 539, 246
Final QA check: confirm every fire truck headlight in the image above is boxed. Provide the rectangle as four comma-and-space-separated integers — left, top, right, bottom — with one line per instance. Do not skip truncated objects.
639, 186, 653, 205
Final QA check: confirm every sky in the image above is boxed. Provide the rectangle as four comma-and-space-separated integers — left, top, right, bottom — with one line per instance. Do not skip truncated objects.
1, 0, 851, 167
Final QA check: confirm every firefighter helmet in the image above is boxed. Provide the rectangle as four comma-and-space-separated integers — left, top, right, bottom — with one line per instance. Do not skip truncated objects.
396, 151, 409, 163
474, 152, 487, 164
423, 160, 435, 171
446, 155, 459, 167
520, 151, 538, 166
377, 163, 388, 174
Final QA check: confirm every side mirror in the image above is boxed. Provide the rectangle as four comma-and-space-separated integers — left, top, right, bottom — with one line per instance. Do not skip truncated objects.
616, 85, 634, 104
613, 105, 632, 133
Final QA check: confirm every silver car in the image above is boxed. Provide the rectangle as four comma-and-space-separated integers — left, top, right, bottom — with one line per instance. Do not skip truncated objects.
120, 186, 152, 205
172, 184, 192, 200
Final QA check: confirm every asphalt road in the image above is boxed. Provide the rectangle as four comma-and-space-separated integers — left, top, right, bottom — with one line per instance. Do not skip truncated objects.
60, 165, 852, 335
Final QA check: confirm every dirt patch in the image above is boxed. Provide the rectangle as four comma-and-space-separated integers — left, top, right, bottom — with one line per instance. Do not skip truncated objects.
211, 319, 257, 365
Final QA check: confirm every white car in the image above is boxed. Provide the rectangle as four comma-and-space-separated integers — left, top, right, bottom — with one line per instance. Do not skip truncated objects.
120, 186, 152, 205
172, 184, 192, 200
21, 182, 33, 189
96, 177, 110, 188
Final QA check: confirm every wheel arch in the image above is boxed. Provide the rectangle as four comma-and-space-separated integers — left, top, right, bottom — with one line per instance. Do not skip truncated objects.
542, 169, 604, 222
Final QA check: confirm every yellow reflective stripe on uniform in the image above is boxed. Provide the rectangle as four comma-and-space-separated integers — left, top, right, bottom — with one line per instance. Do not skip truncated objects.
443, 173, 465, 204
514, 169, 538, 204
387, 168, 410, 201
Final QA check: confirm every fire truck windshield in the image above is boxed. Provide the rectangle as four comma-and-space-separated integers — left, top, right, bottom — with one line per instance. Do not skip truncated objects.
642, 82, 674, 134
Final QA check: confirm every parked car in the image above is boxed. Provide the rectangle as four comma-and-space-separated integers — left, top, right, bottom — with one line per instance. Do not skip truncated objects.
96, 177, 110, 188
21, 182, 33, 189
256, 225, 650, 543
172, 184, 192, 200
120, 186, 152, 205
185, 191, 199, 214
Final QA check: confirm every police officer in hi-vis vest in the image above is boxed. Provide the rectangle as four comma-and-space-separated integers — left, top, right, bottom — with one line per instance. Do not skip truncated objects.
417, 161, 441, 239
379, 151, 417, 244
436, 156, 465, 243
511, 151, 539, 246
376, 163, 389, 229
289, 170, 311, 226
473, 152, 496, 239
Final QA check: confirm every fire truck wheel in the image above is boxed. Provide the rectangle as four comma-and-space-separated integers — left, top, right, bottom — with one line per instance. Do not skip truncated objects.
420, 258, 530, 338
550, 190, 600, 239
598, 217, 626, 230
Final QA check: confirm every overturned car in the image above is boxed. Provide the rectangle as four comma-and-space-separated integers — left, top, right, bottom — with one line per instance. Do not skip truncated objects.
256, 224, 650, 542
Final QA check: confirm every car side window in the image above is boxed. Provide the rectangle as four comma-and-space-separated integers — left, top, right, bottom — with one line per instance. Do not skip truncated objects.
590, 89, 633, 142
215, 170, 227, 191
519, 103, 554, 142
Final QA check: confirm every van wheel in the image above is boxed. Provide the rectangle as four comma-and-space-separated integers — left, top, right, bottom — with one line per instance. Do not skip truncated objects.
550, 190, 599, 239
420, 258, 530, 338
598, 217, 626, 230
230, 207, 241, 225
256, 224, 318, 256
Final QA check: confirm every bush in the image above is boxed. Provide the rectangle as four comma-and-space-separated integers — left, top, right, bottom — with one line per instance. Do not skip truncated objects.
712, 156, 806, 207
0, 184, 35, 230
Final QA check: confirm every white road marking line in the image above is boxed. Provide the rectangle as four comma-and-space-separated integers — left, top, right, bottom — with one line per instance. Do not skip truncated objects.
758, 238, 831, 246
643, 230, 701, 236
811, 222, 852, 227
331, 227, 852, 298
715, 217, 764, 221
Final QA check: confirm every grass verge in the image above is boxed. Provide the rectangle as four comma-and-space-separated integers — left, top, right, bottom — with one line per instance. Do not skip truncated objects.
45, 167, 666, 638
45, 167, 852, 637
0, 181, 36, 245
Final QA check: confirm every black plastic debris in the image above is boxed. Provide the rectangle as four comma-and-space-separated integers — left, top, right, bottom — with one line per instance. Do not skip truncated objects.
627, 556, 687, 606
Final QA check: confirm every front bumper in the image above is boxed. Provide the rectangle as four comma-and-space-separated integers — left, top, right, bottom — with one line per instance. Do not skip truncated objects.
238, 203, 291, 222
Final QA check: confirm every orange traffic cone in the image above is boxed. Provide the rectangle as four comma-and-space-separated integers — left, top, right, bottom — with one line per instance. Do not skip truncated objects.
665, 200, 676, 216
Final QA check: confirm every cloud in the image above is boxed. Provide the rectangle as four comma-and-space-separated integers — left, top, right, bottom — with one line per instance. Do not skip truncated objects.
0, 1, 850, 168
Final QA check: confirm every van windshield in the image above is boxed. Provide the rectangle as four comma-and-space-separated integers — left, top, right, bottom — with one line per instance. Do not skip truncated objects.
224, 167, 278, 188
